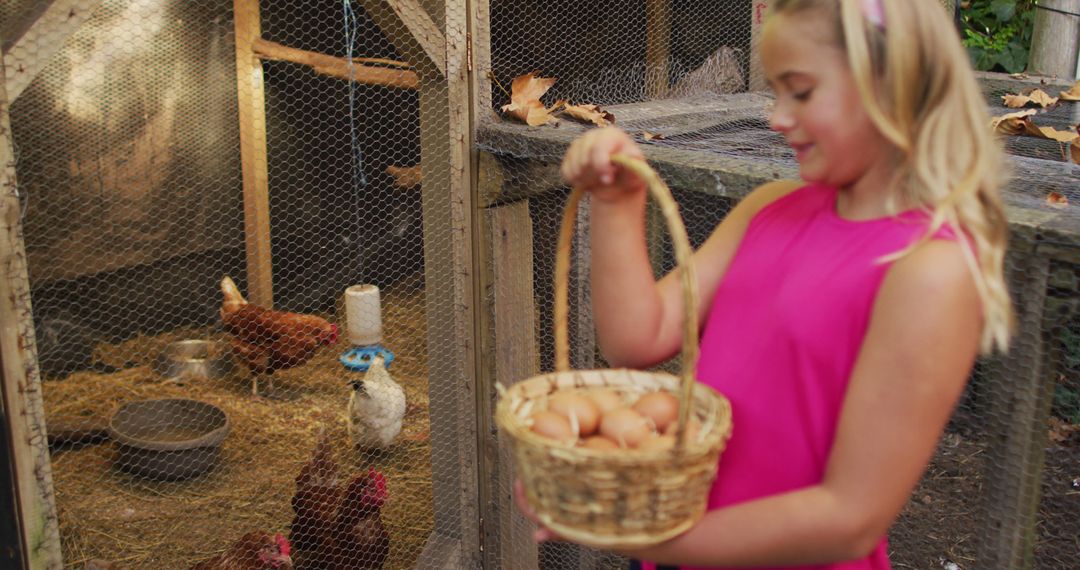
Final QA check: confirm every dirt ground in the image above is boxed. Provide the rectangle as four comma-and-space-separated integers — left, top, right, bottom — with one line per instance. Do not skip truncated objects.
889, 416, 1080, 570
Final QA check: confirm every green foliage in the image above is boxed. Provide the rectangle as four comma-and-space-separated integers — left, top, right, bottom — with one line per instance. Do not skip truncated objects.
1057, 318, 1080, 424
960, 0, 1037, 73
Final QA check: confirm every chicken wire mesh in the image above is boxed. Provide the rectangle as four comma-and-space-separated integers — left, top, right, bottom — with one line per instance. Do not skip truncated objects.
2, 0, 470, 568
479, 1, 1078, 569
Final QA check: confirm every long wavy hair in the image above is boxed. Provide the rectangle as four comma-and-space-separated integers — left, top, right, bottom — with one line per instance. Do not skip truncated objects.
769, 0, 1014, 354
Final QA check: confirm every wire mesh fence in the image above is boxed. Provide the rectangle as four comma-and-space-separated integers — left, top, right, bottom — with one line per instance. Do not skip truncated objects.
480, 1, 1078, 570
2, 0, 470, 568
1, 1, 1078, 569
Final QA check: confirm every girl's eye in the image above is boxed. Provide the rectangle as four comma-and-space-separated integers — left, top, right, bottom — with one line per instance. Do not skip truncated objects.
793, 90, 812, 101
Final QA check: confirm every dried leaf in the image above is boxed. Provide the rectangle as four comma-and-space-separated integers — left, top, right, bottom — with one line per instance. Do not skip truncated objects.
641, 131, 665, 141
1049, 416, 1079, 443
500, 72, 559, 126
1002, 89, 1058, 108
557, 101, 615, 127
1061, 79, 1080, 102
386, 164, 422, 189
1032, 124, 1079, 143
990, 109, 1037, 135
1046, 192, 1069, 209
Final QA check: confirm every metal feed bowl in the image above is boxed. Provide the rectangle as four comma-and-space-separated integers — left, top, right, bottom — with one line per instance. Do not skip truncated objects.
108, 398, 230, 481
154, 339, 234, 381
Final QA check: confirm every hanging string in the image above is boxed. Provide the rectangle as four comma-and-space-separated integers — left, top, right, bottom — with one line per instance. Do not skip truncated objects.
342, 0, 368, 189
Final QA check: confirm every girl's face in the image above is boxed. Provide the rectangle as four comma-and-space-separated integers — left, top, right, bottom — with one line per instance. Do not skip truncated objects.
761, 12, 891, 192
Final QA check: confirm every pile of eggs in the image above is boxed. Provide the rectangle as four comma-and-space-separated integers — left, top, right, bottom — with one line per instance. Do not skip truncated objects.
528, 389, 701, 451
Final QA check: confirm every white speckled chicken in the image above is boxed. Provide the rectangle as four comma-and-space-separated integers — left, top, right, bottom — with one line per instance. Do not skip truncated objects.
347, 356, 406, 450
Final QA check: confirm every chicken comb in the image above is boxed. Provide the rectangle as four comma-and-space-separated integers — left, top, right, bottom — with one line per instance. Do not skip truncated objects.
273, 532, 291, 556
365, 467, 389, 502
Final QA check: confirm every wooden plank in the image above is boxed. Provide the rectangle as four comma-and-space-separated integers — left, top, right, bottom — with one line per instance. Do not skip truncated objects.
2, 0, 102, 103
749, 0, 770, 91
472, 0, 493, 117
251, 39, 418, 90
976, 251, 1055, 570
358, 0, 447, 78
479, 200, 540, 570
645, 0, 671, 99
0, 43, 63, 570
402, 0, 479, 566
233, 0, 273, 308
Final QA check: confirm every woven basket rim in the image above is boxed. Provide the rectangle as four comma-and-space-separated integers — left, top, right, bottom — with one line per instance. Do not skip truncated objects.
495, 368, 733, 460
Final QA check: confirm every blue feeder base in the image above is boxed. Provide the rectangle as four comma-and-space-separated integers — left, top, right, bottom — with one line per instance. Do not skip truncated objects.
340, 346, 395, 372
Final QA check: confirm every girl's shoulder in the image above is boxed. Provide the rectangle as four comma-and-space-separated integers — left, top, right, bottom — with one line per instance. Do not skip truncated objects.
735, 178, 811, 221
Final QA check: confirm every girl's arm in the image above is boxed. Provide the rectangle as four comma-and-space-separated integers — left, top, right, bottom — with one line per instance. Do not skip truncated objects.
518, 238, 981, 566
565, 128, 801, 368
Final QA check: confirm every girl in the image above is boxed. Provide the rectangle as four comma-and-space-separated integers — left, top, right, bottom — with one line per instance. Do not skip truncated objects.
515, 0, 1014, 568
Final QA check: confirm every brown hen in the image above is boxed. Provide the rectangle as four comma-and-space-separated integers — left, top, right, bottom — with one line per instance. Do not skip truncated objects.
220, 276, 338, 397
291, 432, 390, 570
190, 531, 293, 570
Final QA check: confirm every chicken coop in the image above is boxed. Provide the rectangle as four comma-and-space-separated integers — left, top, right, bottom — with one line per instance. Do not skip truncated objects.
0, 1, 1078, 570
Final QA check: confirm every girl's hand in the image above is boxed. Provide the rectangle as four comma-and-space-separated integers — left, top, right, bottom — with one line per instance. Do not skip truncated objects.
513, 479, 564, 543
561, 127, 646, 204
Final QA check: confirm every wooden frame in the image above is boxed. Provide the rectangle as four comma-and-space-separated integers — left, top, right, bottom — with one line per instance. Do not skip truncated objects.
0, 36, 63, 570
2, 0, 103, 104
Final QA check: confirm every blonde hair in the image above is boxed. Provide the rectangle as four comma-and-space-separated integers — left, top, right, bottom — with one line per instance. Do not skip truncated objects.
770, 0, 1014, 354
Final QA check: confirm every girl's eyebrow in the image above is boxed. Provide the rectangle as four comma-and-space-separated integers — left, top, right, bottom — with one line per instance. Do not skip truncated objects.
776, 70, 813, 83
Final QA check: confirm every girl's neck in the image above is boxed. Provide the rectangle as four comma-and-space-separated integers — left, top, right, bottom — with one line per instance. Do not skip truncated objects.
834, 162, 908, 221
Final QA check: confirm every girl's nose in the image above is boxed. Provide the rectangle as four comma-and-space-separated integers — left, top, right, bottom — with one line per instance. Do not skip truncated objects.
769, 103, 794, 132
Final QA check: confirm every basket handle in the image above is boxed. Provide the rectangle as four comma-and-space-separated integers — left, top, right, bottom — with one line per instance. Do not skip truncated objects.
555, 153, 700, 445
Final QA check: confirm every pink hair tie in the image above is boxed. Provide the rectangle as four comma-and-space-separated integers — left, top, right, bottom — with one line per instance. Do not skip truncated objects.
861, 0, 886, 29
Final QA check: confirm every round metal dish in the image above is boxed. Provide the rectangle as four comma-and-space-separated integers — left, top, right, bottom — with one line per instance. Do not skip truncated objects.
108, 398, 230, 481
154, 339, 234, 381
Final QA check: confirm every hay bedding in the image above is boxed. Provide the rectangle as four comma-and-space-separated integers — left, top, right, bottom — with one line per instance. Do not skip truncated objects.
44, 287, 434, 569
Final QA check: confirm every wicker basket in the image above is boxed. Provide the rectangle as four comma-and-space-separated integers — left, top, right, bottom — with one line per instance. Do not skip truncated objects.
495, 154, 733, 549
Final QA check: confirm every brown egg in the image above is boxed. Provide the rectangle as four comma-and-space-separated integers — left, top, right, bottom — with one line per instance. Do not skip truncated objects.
632, 391, 680, 433
587, 389, 624, 415
580, 435, 620, 451
664, 418, 702, 444
637, 434, 676, 452
548, 392, 601, 437
599, 408, 652, 448
529, 411, 575, 444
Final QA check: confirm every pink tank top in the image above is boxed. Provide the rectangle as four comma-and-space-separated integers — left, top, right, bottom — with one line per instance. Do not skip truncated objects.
645, 183, 955, 570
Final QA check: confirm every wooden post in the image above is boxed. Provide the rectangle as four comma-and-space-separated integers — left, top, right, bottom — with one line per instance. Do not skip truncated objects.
645, 0, 671, 99
479, 192, 540, 570
749, 0, 770, 91
976, 249, 1055, 570
359, 1, 481, 567
1028, 0, 1080, 79
233, 0, 273, 308
2, 0, 103, 104
0, 41, 63, 570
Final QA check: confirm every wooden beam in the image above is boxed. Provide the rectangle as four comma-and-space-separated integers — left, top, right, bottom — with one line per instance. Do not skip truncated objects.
0, 40, 63, 569
251, 39, 419, 90
359, 0, 447, 78
413, 0, 478, 566
976, 251, 1055, 569
2, 0, 102, 103
749, 0, 770, 91
233, 0, 273, 308
480, 199, 540, 570
645, 0, 671, 99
